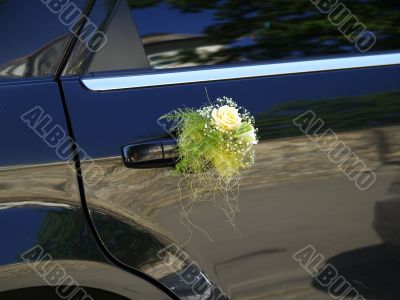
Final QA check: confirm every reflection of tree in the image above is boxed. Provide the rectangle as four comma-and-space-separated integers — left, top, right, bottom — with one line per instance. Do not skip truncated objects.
36, 209, 165, 268
90, 211, 165, 268
37, 209, 104, 261
256, 91, 400, 140
128, 0, 400, 67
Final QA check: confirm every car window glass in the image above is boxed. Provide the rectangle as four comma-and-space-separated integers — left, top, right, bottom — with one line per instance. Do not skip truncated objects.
128, 0, 400, 69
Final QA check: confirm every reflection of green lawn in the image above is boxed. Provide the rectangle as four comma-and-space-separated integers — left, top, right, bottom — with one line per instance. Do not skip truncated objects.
256, 91, 400, 140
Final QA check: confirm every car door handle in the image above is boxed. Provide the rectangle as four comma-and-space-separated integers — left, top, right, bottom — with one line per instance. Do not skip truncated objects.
122, 138, 178, 168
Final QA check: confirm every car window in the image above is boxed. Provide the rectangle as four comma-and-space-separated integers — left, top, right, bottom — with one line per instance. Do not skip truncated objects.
128, 0, 400, 69
0, 0, 86, 78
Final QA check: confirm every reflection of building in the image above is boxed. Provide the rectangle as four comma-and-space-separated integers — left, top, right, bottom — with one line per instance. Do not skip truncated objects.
142, 33, 223, 68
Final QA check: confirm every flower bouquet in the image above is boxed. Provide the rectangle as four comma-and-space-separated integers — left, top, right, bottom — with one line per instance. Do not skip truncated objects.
160, 97, 258, 230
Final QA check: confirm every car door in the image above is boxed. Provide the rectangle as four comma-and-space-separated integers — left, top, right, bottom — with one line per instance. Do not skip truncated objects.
0, 1, 177, 299
61, 0, 400, 299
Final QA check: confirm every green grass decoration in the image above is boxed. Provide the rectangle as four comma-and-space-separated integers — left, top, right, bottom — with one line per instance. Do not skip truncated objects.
160, 97, 258, 236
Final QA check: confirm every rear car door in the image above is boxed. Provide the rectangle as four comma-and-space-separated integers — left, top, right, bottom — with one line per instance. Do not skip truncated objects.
61, 0, 400, 299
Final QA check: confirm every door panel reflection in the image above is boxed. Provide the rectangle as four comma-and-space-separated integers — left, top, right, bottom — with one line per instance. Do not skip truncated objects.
83, 121, 400, 299
62, 62, 400, 299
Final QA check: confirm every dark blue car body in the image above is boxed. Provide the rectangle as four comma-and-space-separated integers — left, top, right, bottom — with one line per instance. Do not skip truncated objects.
1, 1, 399, 299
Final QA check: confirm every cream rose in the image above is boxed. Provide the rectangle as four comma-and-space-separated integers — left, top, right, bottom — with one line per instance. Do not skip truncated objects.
211, 105, 242, 132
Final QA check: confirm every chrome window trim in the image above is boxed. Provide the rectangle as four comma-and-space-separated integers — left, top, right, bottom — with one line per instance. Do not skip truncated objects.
82, 53, 400, 91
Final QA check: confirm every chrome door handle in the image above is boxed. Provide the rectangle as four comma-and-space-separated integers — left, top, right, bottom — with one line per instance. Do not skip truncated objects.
122, 138, 178, 168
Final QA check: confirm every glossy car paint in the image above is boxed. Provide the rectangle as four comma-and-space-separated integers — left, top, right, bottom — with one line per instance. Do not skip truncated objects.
2, 0, 399, 299
0, 75, 173, 298
0, 1, 175, 298
61, 62, 400, 300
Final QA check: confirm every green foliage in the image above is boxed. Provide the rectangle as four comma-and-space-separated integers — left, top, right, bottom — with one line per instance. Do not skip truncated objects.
161, 108, 254, 180
128, 0, 400, 67
160, 100, 257, 230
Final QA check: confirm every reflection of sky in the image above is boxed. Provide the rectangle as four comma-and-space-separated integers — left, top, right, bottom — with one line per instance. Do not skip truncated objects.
0, 208, 43, 264
131, 2, 215, 36
0, 83, 73, 167
130, 2, 260, 50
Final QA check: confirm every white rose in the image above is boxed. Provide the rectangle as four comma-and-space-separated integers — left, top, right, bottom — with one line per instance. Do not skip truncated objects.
211, 105, 242, 132
234, 122, 258, 145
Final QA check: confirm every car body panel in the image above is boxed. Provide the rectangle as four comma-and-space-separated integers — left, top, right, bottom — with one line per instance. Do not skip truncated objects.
61, 63, 400, 299
2, 0, 400, 299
